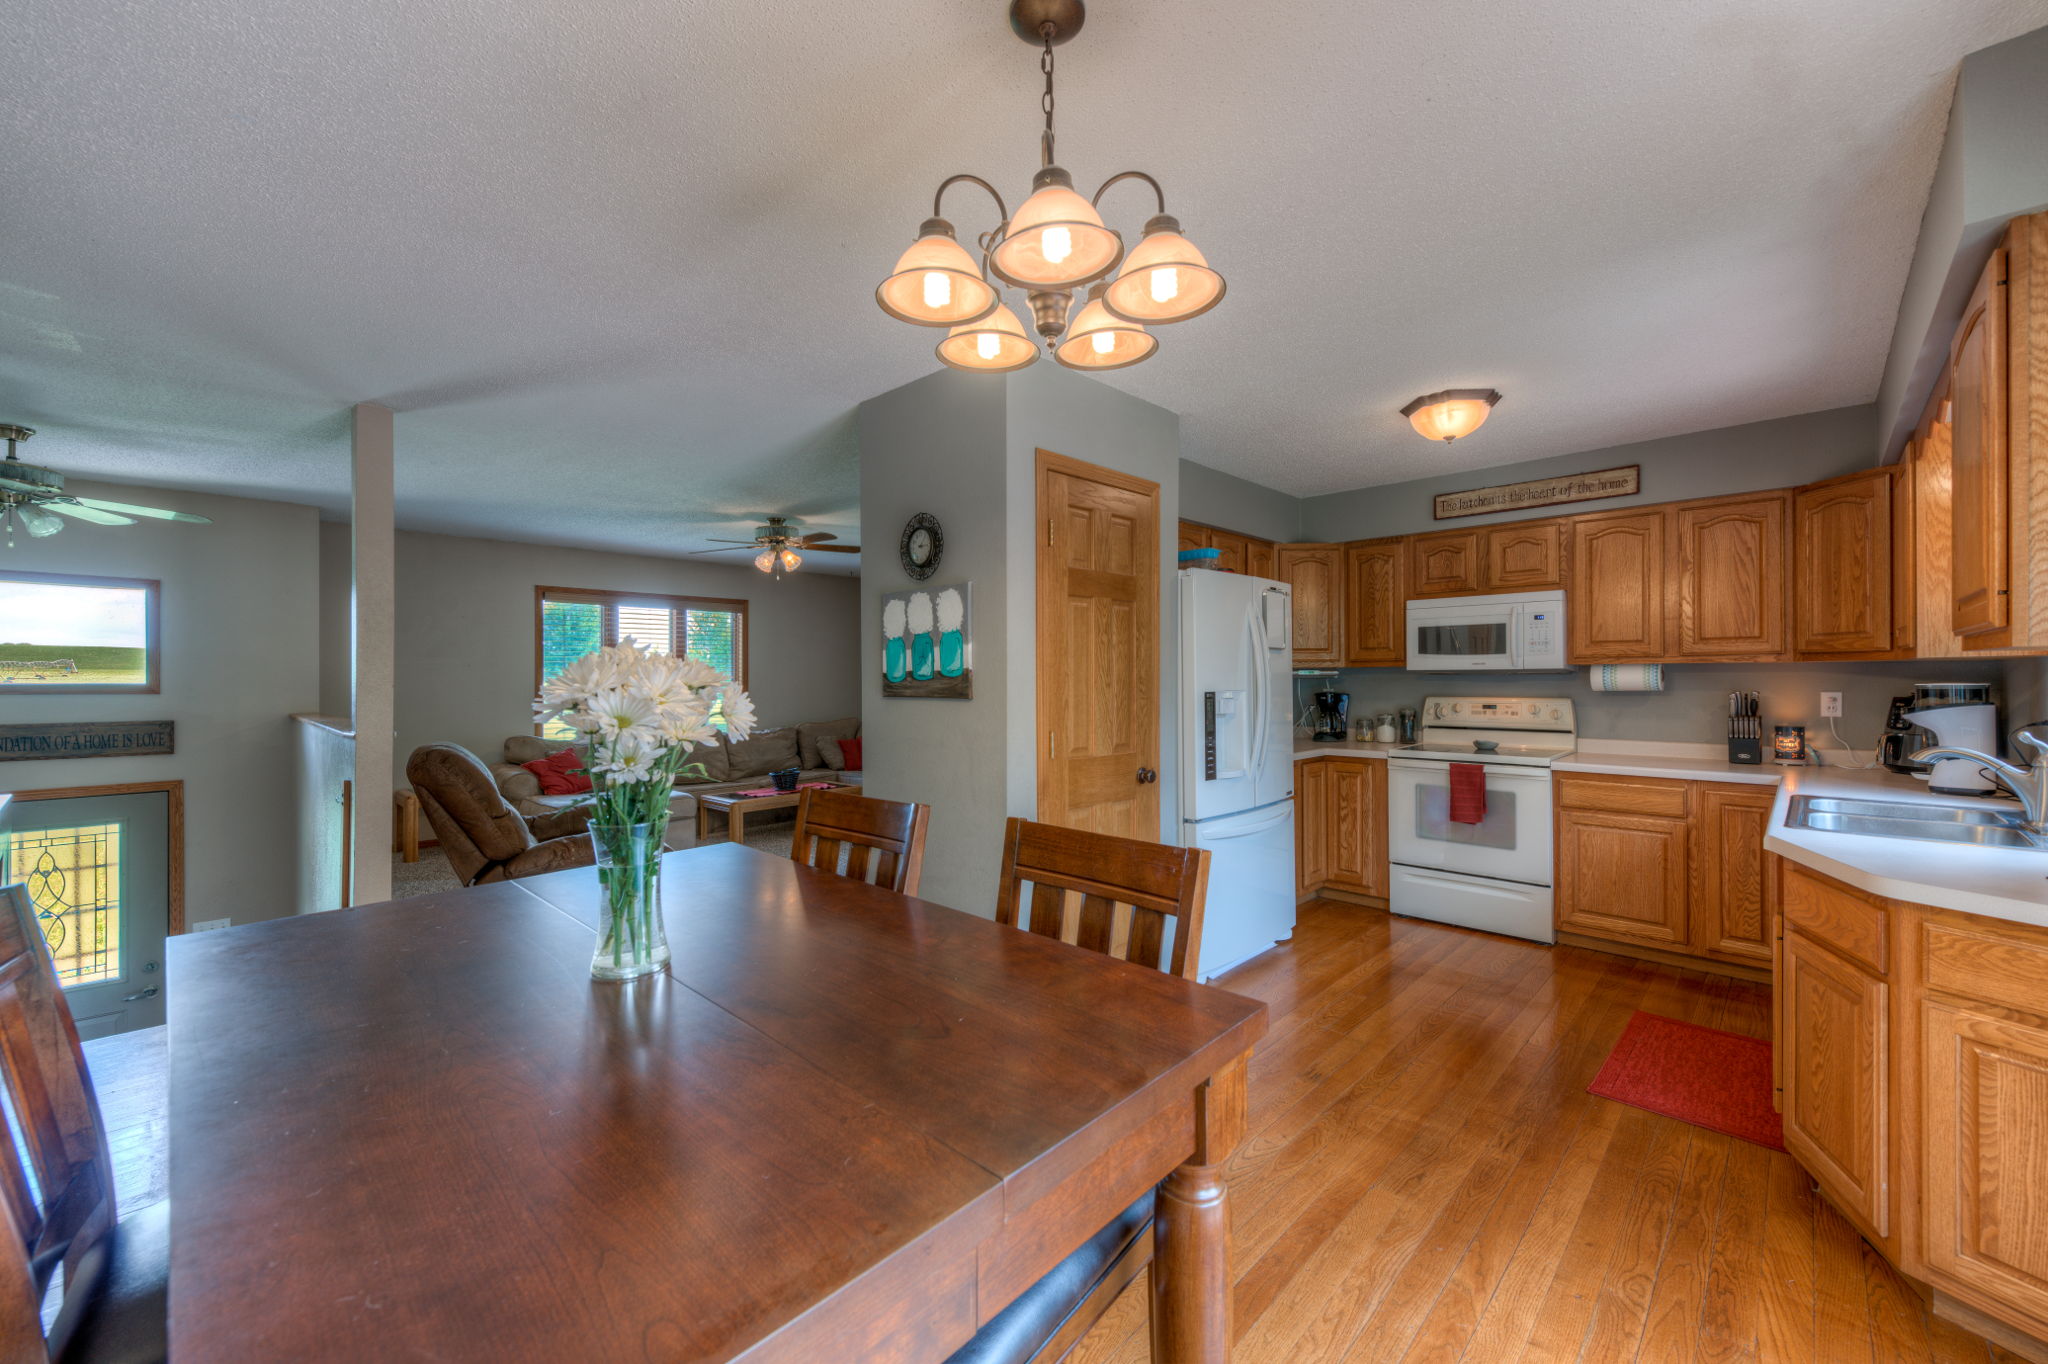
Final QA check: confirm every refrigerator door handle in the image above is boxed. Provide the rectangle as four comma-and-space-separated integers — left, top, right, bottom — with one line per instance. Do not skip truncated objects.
1248, 606, 1269, 782
1198, 804, 1294, 840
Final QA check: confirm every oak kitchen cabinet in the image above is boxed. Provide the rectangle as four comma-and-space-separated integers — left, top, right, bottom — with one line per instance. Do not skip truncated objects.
1277, 543, 1345, 666
1343, 538, 1405, 667
1794, 468, 1896, 656
1554, 773, 1777, 973
1950, 244, 2010, 639
1567, 510, 1668, 661
1673, 493, 1788, 660
1408, 529, 1482, 597
1409, 521, 1564, 599
1178, 520, 1277, 579
1295, 756, 1387, 902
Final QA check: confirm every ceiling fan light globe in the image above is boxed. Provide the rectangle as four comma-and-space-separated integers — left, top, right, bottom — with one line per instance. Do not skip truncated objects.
1102, 225, 1225, 324
18, 504, 64, 538
754, 549, 776, 573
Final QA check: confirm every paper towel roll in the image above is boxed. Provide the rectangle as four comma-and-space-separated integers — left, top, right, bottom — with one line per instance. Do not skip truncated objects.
1588, 664, 1664, 692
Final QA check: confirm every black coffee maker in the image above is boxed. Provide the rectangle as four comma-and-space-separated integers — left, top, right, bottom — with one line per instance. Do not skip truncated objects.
1879, 695, 1934, 775
1312, 690, 1350, 742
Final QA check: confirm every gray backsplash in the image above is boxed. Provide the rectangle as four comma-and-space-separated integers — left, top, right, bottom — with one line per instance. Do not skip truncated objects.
1300, 658, 2009, 753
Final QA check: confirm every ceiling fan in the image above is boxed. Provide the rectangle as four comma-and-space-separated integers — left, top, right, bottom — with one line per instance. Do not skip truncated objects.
0, 425, 212, 547
689, 516, 860, 577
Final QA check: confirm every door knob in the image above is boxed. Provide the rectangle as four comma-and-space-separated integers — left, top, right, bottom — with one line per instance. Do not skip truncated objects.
1136, 768, 1157, 784
123, 987, 159, 1002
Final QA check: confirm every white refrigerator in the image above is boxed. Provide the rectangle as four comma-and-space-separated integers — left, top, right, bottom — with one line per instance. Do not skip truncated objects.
1177, 569, 1297, 981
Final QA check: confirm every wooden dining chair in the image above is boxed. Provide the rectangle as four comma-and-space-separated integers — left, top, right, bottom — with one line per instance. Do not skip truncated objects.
788, 788, 931, 895
993, 818, 1212, 981
944, 820, 1213, 1364
0, 883, 167, 1363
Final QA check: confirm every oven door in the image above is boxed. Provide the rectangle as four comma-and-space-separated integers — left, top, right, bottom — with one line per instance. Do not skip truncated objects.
1387, 758, 1554, 886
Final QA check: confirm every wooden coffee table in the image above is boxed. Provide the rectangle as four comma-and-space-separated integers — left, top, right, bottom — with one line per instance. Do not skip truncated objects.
695, 783, 861, 843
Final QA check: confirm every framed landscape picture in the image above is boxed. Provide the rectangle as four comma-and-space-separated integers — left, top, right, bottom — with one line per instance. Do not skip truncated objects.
0, 571, 160, 693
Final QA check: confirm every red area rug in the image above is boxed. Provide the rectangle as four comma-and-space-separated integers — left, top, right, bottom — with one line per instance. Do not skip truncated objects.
1588, 1011, 1784, 1150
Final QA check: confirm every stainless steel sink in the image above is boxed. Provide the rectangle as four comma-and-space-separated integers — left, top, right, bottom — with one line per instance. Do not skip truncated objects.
1786, 794, 2048, 850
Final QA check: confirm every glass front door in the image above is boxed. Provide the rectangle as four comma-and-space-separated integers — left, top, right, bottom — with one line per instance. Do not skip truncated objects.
1, 791, 169, 1038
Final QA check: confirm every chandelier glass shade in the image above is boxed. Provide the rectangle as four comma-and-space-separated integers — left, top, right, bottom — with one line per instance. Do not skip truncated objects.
878, 2, 1223, 375
1402, 389, 1503, 443
938, 303, 1038, 372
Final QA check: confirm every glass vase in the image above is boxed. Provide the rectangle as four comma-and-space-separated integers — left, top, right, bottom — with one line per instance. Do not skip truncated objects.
587, 817, 670, 981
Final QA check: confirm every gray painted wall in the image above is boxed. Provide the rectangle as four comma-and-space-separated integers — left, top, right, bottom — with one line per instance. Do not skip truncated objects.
1877, 26, 2048, 459
0, 480, 322, 927
1178, 458, 1303, 542
858, 365, 1181, 917
383, 528, 861, 788
1299, 404, 1875, 541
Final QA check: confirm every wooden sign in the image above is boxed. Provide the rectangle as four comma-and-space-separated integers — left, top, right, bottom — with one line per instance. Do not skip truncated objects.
1433, 464, 1640, 520
0, 720, 175, 762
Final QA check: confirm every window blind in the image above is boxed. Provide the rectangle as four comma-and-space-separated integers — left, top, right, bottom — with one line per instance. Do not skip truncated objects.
535, 588, 747, 738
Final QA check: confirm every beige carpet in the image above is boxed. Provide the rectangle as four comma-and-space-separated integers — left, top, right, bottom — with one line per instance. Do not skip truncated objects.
393, 820, 796, 899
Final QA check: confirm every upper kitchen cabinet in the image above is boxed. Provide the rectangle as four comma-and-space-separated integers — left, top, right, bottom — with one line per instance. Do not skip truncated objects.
1407, 530, 1483, 597
1794, 469, 1896, 657
1247, 539, 1276, 579
1674, 493, 1788, 660
1949, 245, 2010, 639
1177, 521, 1211, 556
1343, 538, 1405, 667
1277, 544, 1344, 666
1568, 509, 1667, 661
1209, 529, 1251, 575
1178, 521, 1277, 579
1483, 520, 1565, 591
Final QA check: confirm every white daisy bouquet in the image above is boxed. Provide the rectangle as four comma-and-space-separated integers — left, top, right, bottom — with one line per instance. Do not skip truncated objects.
534, 642, 757, 979
533, 641, 757, 829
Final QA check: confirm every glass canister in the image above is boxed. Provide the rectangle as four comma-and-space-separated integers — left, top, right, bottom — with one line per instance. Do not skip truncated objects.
1398, 708, 1418, 743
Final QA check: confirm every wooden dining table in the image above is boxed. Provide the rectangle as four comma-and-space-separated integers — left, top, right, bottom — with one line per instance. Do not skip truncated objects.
167, 842, 1267, 1361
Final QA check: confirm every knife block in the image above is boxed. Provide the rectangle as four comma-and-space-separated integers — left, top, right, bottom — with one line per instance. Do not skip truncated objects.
1726, 737, 1763, 765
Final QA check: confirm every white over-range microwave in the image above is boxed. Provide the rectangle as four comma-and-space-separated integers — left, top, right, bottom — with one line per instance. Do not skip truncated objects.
1405, 590, 1568, 672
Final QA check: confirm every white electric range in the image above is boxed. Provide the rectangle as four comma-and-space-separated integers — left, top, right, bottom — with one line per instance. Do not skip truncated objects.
1386, 696, 1577, 944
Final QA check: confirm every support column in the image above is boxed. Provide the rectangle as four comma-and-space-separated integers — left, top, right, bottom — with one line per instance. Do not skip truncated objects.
349, 403, 396, 905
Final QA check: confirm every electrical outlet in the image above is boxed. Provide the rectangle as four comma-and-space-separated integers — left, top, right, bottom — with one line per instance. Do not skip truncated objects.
1820, 692, 1843, 718
189, 917, 232, 933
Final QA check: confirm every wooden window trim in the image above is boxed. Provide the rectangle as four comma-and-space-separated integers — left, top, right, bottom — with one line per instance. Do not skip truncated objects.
5, 780, 185, 934
0, 570, 161, 695
531, 585, 749, 736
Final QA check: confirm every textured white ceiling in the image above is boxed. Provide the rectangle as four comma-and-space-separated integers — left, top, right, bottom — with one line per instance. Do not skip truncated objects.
4, 0, 2048, 567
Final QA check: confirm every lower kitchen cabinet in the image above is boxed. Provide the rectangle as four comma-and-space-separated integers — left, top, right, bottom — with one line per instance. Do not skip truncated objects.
1781, 914, 1890, 1239
1555, 804, 1690, 948
1295, 756, 1386, 902
1690, 784, 1777, 965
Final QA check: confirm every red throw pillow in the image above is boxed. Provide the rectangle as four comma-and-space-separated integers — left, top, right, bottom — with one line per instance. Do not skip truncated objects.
838, 737, 862, 772
523, 746, 593, 796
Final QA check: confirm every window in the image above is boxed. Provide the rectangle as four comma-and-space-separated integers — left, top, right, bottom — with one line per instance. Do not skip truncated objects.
534, 586, 747, 739
0, 571, 160, 693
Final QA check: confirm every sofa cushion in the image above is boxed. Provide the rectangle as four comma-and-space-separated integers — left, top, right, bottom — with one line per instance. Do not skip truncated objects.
721, 726, 801, 779
796, 717, 860, 770
679, 735, 732, 784
819, 735, 863, 772
523, 747, 592, 796
505, 735, 582, 766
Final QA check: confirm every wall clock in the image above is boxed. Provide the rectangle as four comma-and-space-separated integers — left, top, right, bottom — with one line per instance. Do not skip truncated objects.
900, 512, 943, 581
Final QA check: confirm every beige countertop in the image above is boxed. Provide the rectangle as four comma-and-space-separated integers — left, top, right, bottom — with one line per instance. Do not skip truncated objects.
1293, 741, 1401, 759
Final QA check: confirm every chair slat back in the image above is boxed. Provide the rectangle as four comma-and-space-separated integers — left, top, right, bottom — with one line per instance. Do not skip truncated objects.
789, 790, 932, 895
0, 884, 115, 1359
994, 820, 1211, 980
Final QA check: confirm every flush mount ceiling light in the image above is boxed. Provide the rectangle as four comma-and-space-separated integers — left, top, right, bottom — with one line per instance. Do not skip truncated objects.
876, 0, 1226, 372
1401, 390, 1503, 443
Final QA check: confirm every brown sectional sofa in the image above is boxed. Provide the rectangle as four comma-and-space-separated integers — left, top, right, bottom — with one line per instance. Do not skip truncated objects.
487, 717, 861, 819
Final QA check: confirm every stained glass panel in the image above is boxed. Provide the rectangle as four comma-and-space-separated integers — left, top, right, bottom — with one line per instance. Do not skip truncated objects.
3, 823, 122, 985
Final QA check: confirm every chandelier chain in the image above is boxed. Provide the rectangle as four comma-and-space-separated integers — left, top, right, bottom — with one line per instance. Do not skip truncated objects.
1040, 25, 1056, 166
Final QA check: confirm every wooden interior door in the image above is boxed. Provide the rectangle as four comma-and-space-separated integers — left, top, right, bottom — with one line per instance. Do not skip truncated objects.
1037, 450, 1161, 839
1690, 785, 1776, 965
1950, 247, 2009, 638
1923, 1000, 2048, 1322
1781, 928, 1889, 1236
1794, 472, 1893, 654
1568, 510, 1668, 661
1673, 494, 1787, 659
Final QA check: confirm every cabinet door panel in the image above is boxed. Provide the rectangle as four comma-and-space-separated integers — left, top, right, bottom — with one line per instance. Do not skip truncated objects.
1210, 530, 1250, 575
1277, 545, 1343, 665
1782, 930, 1889, 1236
1692, 785, 1776, 965
1247, 539, 1275, 579
1483, 521, 1564, 590
1408, 530, 1482, 597
1795, 472, 1893, 654
1296, 759, 1328, 895
1568, 511, 1668, 661
1950, 247, 2009, 637
1555, 809, 1688, 947
1675, 495, 1787, 658
1178, 521, 1211, 555
1343, 539, 1405, 667
1923, 1001, 2048, 1321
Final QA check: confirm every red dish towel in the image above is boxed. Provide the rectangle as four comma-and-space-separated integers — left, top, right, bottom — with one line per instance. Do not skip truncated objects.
1448, 763, 1487, 824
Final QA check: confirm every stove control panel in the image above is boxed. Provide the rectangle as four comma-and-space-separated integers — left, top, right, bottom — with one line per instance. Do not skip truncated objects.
1420, 696, 1575, 731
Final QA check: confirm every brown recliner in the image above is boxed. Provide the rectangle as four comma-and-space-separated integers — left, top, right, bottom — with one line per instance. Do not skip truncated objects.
406, 743, 596, 885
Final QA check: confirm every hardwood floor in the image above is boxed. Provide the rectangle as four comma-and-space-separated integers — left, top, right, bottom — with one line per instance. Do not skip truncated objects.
1072, 901, 2022, 1364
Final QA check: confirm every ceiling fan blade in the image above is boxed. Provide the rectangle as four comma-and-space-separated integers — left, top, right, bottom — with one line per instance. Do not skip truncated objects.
49, 502, 136, 526
72, 497, 212, 524
706, 538, 764, 545
684, 545, 751, 555
0, 476, 46, 495
798, 532, 839, 544
805, 543, 861, 554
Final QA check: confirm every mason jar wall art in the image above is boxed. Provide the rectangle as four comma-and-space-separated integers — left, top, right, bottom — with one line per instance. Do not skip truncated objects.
880, 582, 972, 699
